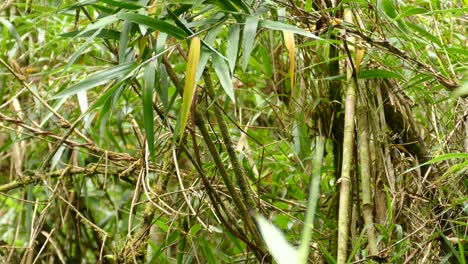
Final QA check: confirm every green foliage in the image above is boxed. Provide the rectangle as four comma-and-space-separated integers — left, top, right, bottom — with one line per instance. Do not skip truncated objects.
0, 0, 466, 263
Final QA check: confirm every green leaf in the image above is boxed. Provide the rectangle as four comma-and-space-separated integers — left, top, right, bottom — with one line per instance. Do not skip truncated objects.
358, 69, 403, 79
117, 13, 186, 39
212, 53, 235, 103
58, 0, 96, 13
77, 14, 119, 37
205, 0, 238, 12
424, 153, 468, 164
119, 21, 132, 63
407, 23, 442, 46
259, 20, 322, 40
397, 7, 427, 19
195, 26, 223, 82
200, 236, 216, 264
242, 15, 259, 71
143, 61, 156, 162
158, 69, 169, 112
378, 0, 398, 19
54, 62, 136, 98
98, 0, 142, 10
60, 29, 121, 40
90, 82, 120, 111
258, 46, 272, 76
0, 18, 25, 52
64, 28, 102, 72
227, 24, 240, 74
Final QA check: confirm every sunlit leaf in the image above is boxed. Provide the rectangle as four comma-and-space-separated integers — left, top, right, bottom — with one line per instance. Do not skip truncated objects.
98, 0, 142, 10
0, 18, 25, 52
260, 20, 322, 40
178, 37, 200, 142
212, 53, 235, 103
255, 214, 300, 264
355, 48, 365, 74
54, 62, 137, 98
283, 31, 295, 98
424, 153, 468, 164
242, 15, 259, 71
227, 24, 240, 74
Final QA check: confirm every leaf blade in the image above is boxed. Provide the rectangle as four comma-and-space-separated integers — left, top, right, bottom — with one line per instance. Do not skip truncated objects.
54, 62, 136, 98
143, 61, 156, 162
178, 37, 201, 141
117, 13, 186, 39
212, 53, 235, 103
242, 16, 259, 71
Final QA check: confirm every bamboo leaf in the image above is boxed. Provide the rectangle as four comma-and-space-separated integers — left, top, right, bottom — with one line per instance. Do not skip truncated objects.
358, 69, 403, 79
178, 37, 201, 141
283, 31, 295, 98
258, 46, 272, 76
355, 48, 365, 74
143, 61, 156, 162
0, 18, 25, 52
378, 0, 398, 19
98, 0, 142, 10
424, 153, 468, 164
117, 13, 186, 39
195, 26, 223, 82
227, 24, 240, 74
54, 62, 136, 98
64, 28, 102, 72
212, 53, 235, 103
119, 21, 132, 63
255, 214, 300, 264
77, 14, 119, 37
260, 20, 322, 40
242, 15, 259, 71
60, 29, 121, 40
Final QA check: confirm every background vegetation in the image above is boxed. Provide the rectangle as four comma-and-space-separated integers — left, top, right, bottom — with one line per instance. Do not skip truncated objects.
0, 0, 466, 263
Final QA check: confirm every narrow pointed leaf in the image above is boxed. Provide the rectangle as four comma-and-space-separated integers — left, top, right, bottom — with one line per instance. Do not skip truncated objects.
283, 31, 295, 98
64, 28, 102, 72
119, 21, 132, 63
117, 13, 186, 39
195, 26, 223, 82
227, 24, 240, 74
60, 29, 121, 40
260, 20, 322, 40
358, 69, 403, 79
255, 214, 300, 264
242, 16, 259, 71
143, 61, 156, 162
54, 62, 136, 98
212, 53, 235, 103
98, 0, 142, 10
178, 37, 201, 141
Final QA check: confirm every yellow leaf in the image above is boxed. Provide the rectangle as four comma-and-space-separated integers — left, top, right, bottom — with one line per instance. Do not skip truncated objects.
179, 36, 201, 141
283, 31, 295, 98
355, 48, 365, 75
